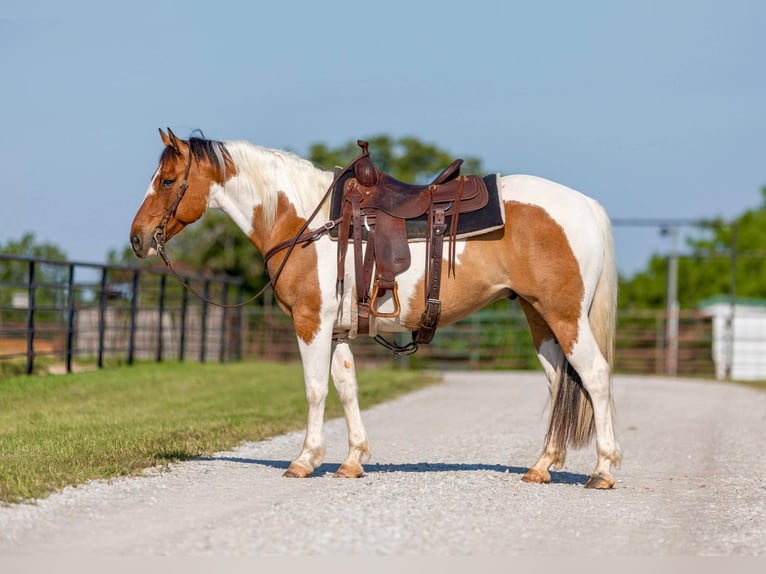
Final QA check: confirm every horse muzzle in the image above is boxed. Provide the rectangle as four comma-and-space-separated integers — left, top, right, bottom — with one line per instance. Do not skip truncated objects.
130, 230, 157, 259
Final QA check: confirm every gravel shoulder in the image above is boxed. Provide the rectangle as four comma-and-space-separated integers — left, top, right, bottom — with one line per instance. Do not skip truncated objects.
1, 371, 764, 556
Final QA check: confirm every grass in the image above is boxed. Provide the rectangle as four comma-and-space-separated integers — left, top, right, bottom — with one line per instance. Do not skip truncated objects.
0, 360, 438, 504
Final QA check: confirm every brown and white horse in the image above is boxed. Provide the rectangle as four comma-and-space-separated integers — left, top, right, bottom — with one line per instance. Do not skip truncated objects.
130, 129, 622, 489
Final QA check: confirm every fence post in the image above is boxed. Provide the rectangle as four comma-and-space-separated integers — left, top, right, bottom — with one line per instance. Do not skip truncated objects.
179, 284, 188, 361
157, 274, 167, 362
25, 260, 36, 375
65, 264, 76, 374
200, 280, 210, 363
236, 283, 245, 361
128, 269, 140, 365
219, 283, 229, 363
97, 267, 109, 368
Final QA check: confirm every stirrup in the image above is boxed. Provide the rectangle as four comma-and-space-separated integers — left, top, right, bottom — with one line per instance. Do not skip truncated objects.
369, 282, 401, 319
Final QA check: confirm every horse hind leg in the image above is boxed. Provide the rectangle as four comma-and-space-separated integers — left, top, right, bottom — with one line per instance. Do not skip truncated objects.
563, 319, 622, 489
517, 300, 568, 484
330, 340, 371, 478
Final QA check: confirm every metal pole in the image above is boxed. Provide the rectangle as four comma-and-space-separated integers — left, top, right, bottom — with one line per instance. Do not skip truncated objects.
236, 283, 245, 361
157, 274, 167, 362
200, 280, 210, 362
665, 226, 680, 376
26, 260, 36, 375
97, 267, 108, 368
65, 264, 76, 374
219, 282, 228, 363
179, 284, 188, 361
127, 269, 140, 365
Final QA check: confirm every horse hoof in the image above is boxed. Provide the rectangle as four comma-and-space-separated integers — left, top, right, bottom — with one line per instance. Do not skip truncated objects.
333, 464, 364, 478
584, 473, 614, 489
283, 463, 313, 478
521, 468, 550, 484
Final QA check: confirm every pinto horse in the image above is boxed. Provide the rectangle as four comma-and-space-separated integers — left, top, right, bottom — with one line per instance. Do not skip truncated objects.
130, 129, 622, 489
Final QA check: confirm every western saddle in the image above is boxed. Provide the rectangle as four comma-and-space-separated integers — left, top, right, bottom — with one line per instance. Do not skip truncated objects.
336, 140, 490, 348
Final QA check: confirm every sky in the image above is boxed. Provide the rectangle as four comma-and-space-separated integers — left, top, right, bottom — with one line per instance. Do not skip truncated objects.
1, 0, 765, 276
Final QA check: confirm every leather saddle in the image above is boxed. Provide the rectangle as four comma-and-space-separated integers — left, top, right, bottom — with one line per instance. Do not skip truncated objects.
335, 140, 490, 346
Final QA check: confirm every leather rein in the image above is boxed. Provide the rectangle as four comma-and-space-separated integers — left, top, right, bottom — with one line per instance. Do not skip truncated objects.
152, 150, 353, 309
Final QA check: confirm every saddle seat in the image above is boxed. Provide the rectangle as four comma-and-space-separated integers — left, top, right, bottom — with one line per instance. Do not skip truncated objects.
336, 140, 491, 348
350, 148, 486, 219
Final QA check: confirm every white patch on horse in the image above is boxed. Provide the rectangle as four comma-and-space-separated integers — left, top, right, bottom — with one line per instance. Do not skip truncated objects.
143, 167, 160, 199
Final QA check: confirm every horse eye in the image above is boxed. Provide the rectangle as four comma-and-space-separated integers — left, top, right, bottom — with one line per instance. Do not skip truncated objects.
160, 179, 175, 189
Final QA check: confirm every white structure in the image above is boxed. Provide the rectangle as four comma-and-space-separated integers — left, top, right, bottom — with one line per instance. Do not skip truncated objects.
699, 297, 766, 381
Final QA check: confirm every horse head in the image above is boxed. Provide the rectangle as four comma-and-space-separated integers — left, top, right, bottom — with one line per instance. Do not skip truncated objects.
130, 128, 231, 258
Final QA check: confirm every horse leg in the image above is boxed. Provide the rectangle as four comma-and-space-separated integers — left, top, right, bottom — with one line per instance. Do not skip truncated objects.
564, 321, 622, 489
283, 329, 334, 478
517, 299, 567, 484
330, 340, 371, 478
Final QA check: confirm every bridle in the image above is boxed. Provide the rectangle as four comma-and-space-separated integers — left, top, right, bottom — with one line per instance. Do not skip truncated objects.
151, 148, 355, 309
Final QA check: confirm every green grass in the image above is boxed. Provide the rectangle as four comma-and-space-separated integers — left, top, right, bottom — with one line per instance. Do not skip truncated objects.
0, 360, 438, 504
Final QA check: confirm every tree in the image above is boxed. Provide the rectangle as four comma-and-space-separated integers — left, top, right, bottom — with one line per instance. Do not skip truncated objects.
0, 233, 68, 323
310, 134, 484, 182
619, 186, 766, 309
0, 232, 66, 261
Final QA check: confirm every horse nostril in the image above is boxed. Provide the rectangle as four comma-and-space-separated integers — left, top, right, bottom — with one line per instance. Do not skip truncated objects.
131, 234, 142, 252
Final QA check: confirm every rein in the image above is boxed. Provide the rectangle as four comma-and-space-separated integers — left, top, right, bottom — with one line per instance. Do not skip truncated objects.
152, 151, 356, 309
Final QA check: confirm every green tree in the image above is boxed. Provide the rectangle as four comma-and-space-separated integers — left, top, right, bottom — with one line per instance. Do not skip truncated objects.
0, 233, 68, 324
619, 186, 766, 309
310, 134, 484, 182
0, 232, 66, 261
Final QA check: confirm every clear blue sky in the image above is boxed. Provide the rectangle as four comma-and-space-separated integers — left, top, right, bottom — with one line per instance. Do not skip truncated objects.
2, 1, 764, 276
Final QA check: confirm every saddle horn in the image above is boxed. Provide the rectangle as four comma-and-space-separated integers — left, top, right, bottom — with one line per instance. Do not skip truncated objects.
353, 140, 377, 186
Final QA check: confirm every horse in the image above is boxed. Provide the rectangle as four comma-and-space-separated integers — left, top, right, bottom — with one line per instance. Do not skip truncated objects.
130, 128, 622, 489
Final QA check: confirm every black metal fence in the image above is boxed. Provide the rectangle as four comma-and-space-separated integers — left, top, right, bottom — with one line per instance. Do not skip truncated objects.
0, 254, 726, 379
0, 254, 244, 375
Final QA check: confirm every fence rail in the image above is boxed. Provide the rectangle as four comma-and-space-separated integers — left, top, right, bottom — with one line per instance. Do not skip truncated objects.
0, 254, 244, 375
0, 254, 727, 378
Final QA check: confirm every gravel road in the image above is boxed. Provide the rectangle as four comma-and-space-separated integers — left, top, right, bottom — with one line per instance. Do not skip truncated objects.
1, 371, 764, 556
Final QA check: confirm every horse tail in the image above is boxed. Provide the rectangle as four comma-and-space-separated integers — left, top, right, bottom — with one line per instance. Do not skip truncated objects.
547, 201, 616, 452
588, 201, 617, 372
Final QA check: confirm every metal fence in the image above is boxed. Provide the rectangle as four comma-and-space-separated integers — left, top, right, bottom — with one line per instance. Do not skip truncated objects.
0, 254, 727, 378
243, 303, 716, 376
0, 254, 244, 375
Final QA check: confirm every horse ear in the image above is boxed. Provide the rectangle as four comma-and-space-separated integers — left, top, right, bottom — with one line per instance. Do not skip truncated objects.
159, 128, 172, 148
166, 128, 187, 153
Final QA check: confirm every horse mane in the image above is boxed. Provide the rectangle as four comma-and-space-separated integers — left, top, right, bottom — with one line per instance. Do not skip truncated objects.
160, 134, 231, 185
159, 132, 331, 228
222, 140, 332, 228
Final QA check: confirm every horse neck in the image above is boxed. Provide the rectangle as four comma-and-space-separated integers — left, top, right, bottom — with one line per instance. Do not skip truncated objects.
211, 141, 334, 254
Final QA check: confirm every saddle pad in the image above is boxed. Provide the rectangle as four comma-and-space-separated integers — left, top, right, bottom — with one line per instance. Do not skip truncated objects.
328, 173, 504, 241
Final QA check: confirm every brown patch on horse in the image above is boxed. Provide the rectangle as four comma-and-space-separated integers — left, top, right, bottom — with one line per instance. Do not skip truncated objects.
131, 135, 239, 252
403, 202, 584, 354
252, 193, 322, 344
500, 202, 584, 354
517, 298, 555, 350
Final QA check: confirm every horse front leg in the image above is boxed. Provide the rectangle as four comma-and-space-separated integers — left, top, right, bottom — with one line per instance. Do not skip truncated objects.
330, 340, 370, 478
283, 326, 334, 479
